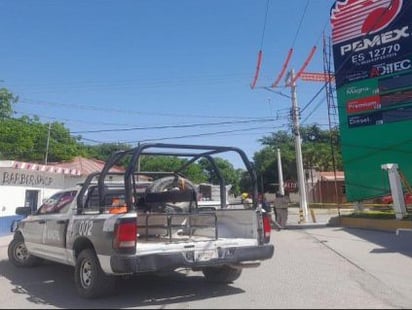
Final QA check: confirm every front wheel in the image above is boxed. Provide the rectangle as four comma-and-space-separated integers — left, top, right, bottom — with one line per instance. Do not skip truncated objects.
202, 265, 242, 283
74, 249, 117, 299
8, 237, 42, 267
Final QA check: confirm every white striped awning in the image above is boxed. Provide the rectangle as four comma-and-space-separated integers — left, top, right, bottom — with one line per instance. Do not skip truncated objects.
2, 160, 81, 176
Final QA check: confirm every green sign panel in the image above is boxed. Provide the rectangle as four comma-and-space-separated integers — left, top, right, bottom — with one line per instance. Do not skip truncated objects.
331, 0, 412, 201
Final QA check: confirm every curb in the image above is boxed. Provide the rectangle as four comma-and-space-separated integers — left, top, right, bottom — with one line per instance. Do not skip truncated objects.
286, 223, 329, 229
328, 216, 412, 233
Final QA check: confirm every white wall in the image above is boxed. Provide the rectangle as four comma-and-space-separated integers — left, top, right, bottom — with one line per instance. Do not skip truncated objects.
0, 186, 59, 216
0, 167, 85, 217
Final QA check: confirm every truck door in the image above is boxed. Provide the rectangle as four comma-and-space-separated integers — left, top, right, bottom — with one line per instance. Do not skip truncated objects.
43, 212, 71, 262
21, 215, 46, 254
37, 190, 76, 262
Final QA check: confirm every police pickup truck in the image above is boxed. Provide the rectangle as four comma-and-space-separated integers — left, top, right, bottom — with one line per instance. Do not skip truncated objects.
8, 143, 274, 299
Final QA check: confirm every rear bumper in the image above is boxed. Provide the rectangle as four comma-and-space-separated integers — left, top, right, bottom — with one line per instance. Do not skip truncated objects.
110, 244, 274, 274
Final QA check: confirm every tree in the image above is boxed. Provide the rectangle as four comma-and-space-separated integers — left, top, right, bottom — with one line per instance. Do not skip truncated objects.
83, 143, 132, 162
138, 156, 240, 193
44, 122, 83, 162
254, 124, 343, 192
0, 118, 35, 160
0, 88, 18, 119
140, 156, 208, 184
256, 130, 299, 192
198, 158, 240, 195
0, 117, 82, 162
253, 147, 277, 193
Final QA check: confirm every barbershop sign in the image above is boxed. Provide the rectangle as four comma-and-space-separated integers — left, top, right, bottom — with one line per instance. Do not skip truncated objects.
1, 169, 60, 188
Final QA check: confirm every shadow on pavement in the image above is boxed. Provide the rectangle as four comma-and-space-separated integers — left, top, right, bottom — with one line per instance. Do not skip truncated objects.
0, 259, 243, 308
339, 226, 412, 258
280, 220, 412, 258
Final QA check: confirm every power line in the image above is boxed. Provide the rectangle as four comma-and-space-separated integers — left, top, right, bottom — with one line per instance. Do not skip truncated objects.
19, 97, 265, 120
7, 73, 253, 93
118, 125, 287, 144
71, 118, 277, 134
259, 0, 271, 49
13, 110, 281, 134
290, 0, 310, 48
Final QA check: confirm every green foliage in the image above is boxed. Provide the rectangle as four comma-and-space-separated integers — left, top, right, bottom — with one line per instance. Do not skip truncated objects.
198, 158, 241, 195
239, 169, 254, 195
255, 130, 299, 192
255, 124, 343, 192
183, 164, 209, 184
345, 210, 396, 219
141, 155, 185, 172
45, 122, 83, 162
0, 117, 82, 162
0, 88, 18, 119
139, 156, 207, 184
0, 118, 35, 160
83, 143, 132, 163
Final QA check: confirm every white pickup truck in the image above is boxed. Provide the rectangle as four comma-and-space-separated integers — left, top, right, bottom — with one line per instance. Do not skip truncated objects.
8, 143, 274, 299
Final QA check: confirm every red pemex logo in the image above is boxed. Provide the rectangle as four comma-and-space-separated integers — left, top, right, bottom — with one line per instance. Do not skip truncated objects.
331, 0, 403, 44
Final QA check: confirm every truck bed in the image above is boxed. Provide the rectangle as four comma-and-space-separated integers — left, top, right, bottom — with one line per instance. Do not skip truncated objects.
136, 209, 260, 243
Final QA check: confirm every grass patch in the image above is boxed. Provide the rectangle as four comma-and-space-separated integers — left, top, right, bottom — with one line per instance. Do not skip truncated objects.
343, 210, 412, 220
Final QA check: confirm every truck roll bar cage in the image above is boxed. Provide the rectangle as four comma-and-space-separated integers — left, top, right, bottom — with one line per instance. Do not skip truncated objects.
78, 143, 258, 213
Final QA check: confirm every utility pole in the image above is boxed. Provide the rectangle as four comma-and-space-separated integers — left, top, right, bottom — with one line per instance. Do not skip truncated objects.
287, 69, 309, 223
44, 122, 51, 165
277, 148, 285, 195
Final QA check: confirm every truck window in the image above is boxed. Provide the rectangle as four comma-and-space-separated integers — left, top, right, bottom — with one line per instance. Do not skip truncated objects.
38, 190, 77, 214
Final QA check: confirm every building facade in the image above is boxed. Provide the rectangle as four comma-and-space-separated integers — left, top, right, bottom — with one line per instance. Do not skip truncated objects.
0, 157, 125, 235
0, 160, 82, 234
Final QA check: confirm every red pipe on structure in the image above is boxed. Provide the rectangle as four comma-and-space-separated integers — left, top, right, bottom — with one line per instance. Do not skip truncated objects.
250, 50, 263, 89
271, 48, 293, 88
288, 46, 317, 86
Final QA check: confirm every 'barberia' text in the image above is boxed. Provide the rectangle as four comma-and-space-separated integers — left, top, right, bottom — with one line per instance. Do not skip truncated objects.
1, 172, 53, 186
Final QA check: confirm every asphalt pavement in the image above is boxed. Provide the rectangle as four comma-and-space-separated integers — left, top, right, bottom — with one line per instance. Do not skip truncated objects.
1, 208, 412, 308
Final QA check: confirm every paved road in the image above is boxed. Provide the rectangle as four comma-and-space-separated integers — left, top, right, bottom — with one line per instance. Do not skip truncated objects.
1, 211, 412, 309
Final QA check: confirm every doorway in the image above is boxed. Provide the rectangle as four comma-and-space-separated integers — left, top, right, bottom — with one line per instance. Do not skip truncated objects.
25, 190, 40, 212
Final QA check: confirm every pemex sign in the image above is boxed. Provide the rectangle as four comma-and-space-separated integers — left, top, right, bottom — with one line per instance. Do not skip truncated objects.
330, 0, 412, 201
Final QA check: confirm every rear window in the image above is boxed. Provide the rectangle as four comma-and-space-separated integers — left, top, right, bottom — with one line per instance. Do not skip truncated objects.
38, 190, 77, 214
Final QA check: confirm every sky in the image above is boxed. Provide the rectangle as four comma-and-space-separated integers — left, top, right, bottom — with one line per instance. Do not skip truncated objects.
0, 0, 337, 168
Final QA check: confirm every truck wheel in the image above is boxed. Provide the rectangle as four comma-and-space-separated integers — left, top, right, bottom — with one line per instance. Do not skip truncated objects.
74, 249, 117, 299
8, 237, 42, 267
202, 265, 242, 283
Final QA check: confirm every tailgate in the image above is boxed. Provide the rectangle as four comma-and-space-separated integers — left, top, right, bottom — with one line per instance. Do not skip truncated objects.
136, 209, 260, 242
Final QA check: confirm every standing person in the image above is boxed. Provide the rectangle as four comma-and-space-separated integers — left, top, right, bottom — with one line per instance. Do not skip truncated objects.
274, 192, 290, 229
263, 194, 281, 231
242, 193, 253, 209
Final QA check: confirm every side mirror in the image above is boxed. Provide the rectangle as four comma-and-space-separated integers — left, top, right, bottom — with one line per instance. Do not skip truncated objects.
15, 206, 32, 216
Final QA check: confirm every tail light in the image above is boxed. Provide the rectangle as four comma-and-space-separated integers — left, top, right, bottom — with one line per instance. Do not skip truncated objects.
113, 220, 137, 249
262, 213, 271, 243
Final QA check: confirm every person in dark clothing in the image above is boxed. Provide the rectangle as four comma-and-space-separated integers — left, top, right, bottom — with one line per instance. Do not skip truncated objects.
263, 194, 281, 231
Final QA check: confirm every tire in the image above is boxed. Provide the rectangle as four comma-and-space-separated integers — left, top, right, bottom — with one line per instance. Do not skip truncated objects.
8, 237, 42, 268
146, 176, 197, 213
202, 265, 242, 283
74, 249, 117, 299
148, 176, 196, 193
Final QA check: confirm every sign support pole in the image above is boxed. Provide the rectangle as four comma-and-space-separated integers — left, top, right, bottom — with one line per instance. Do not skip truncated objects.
381, 163, 407, 220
